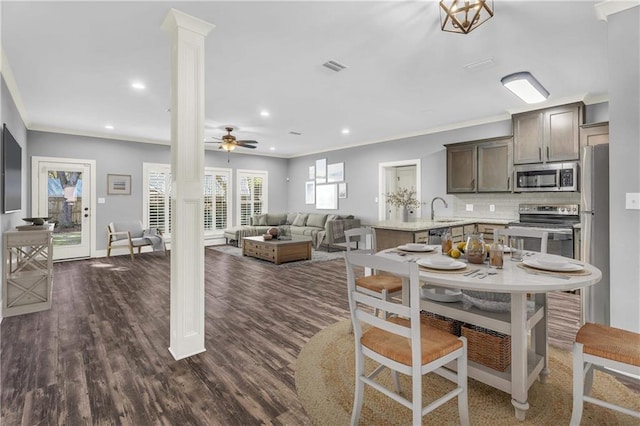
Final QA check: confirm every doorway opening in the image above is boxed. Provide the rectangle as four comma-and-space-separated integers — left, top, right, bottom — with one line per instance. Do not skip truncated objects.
378, 159, 421, 221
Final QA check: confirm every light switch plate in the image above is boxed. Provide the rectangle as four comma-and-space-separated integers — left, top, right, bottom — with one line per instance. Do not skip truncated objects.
98, 197, 106, 204
626, 193, 640, 210
466, 204, 473, 212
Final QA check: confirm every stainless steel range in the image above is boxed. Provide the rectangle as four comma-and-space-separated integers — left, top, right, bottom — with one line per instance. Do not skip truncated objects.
508, 203, 580, 259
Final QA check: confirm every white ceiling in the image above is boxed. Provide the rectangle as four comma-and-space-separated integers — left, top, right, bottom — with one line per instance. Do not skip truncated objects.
1, 1, 609, 158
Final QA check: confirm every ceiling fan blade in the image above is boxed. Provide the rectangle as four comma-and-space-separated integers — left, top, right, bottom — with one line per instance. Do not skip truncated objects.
237, 143, 257, 149
237, 140, 258, 144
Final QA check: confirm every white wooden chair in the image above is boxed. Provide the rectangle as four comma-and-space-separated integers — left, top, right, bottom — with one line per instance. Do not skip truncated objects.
494, 227, 549, 254
344, 227, 402, 320
344, 252, 469, 426
570, 323, 640, 425
107, 221, 165, 260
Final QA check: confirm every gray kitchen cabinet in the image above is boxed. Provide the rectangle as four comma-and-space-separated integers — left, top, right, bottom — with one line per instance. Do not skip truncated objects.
513, 102, 584, 164
446, 136, 512, 193
580, 122, 609, 147
477, 138, 513, 192
446, 144, 476, 193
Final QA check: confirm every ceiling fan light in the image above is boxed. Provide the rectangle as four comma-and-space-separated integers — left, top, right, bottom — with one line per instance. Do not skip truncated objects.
501, 71, 549, 104
440, 0, 494, 34
221, 141, 237, 152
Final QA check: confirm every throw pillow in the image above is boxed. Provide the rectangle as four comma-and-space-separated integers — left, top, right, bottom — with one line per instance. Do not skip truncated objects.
326, 214, 339, 222
306, 213, 328, 228
267, 213, 287, 226
286, 212, 298, 225
252, 214, 268, 226
292, 213, 309, 227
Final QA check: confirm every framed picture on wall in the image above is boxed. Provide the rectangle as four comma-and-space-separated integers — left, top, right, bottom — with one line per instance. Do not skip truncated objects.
316, 184, 337, 209
327, 162, 344, 183
308, 166, 315, 180
338, 182, 347, 198
107, 174, 131, 195
305, 181, 315, 204
315, 158, 327, 184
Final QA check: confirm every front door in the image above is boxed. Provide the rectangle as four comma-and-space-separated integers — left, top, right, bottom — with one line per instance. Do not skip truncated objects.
32, 157, 94, 260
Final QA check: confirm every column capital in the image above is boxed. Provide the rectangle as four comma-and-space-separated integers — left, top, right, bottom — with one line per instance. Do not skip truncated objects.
594, 0, 639, 21
161, 8, 215, 37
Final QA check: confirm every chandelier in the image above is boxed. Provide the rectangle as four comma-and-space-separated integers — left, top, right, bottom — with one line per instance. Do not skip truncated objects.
440, 0, 494, 34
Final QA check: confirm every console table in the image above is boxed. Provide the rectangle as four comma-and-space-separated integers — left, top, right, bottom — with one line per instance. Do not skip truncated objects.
2, 230, 54, 317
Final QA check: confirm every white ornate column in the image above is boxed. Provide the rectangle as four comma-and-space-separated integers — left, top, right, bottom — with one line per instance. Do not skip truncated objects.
161, 9, 214, 360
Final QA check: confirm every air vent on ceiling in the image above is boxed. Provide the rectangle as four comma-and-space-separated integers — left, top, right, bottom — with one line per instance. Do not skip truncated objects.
322, 60, 348, 72
289, 131, 302, 136
463, 57, 496, 71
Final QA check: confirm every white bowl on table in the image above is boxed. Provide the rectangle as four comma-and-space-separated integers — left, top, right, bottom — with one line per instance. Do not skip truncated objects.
428, 257, 455, 267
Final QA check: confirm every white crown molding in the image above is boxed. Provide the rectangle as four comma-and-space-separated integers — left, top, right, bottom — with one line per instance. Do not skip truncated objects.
595, 0, 640, 21
1, 46, 31, 127
288, 113, 511, 159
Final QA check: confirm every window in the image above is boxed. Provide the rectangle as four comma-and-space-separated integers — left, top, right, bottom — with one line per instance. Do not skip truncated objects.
237, 170, 268, 226
143, 163, 232, 236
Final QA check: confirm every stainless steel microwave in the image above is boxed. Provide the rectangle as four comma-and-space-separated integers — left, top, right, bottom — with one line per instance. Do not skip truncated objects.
513, 162, 579, 192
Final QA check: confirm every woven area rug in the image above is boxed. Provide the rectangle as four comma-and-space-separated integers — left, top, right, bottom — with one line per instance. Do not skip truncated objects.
296, 319, 640, 425
208, 244, 344, 267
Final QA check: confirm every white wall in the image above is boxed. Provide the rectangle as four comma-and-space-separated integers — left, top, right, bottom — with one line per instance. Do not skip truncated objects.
606, 5, 640, 332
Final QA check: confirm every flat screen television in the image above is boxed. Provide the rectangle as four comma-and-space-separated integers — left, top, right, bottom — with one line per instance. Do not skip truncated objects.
2, 123, 22, 213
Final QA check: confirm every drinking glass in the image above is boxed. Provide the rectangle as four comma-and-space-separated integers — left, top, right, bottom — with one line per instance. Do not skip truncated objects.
510, 237, 524, 261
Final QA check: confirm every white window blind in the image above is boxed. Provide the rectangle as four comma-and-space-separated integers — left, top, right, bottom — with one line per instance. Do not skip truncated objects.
237, 170, 268, 226
144, 163, 232, 236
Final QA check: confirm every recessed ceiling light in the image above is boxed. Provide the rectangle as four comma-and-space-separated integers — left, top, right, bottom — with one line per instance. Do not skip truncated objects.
131, 81, 146, 90
105, 124, 114, 130
269, 147, 276, 151
260, 110, 270, 117
341, 128, 350, 135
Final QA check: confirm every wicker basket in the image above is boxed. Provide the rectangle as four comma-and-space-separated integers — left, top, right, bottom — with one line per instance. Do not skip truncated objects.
462, 324, 511, 371
420, 311, 461, 336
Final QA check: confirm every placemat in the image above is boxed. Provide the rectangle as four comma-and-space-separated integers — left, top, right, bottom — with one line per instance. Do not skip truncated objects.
517, 262, 592, 277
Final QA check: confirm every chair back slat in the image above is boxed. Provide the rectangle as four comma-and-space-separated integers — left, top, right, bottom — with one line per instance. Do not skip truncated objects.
495, 228, 549, 254
353, 291, 411, 318
345, 227, 376, 254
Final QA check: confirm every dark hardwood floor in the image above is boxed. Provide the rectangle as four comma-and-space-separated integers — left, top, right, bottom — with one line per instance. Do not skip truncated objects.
0, 248, 628, 425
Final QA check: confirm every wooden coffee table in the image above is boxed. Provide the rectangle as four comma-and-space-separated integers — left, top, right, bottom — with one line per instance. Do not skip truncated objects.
242, 236, 312, 265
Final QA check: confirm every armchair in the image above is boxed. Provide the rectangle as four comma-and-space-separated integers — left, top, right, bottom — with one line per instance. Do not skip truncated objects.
107, 221, 165, 260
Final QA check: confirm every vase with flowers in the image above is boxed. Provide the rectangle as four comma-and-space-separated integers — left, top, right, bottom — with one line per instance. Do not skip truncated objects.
385, 187, 421, 222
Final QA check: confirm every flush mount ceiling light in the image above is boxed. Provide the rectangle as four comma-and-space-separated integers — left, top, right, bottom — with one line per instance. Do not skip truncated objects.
501, 71, 550, 104
440, 0, 494, 34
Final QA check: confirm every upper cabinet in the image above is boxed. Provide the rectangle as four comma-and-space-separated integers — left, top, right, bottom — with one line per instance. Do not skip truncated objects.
446, 137, 513, 193
513, 102, 584, 164
580, 122, 609, 147
447, 144, 476, 193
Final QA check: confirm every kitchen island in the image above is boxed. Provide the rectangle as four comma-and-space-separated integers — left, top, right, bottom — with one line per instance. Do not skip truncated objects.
369, 218, 511, 250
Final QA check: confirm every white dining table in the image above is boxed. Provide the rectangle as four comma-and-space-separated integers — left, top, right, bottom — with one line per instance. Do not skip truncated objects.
378, 247, 602, 421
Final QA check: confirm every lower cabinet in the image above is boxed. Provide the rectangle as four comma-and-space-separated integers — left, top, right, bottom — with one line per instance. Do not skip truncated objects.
2, 230, 54, 317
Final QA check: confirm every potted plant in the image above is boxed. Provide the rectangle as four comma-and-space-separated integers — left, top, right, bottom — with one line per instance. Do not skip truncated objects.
385, 187, 421, 222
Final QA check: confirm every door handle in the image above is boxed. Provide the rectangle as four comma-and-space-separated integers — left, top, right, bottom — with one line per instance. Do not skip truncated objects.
538, 147, 542, 161
546, 146, 550, 160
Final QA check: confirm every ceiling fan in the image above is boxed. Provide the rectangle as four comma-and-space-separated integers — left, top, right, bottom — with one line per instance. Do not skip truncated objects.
207, 127, 258, 155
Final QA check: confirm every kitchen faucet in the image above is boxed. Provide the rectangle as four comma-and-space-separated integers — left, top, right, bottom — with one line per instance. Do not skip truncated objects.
430, 197, 448, 221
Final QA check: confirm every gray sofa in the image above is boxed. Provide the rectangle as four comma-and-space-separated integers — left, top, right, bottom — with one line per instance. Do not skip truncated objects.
224, 212, 360, 250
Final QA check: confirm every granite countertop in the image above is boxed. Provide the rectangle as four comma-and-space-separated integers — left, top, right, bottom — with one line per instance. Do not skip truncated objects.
367, 217, 513, 231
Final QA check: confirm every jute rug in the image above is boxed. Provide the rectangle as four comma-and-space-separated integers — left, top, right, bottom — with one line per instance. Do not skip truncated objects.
208, 244, 344, 267
296, 319, 640, 425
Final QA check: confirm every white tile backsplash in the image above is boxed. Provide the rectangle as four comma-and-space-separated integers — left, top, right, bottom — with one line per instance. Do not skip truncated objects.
452, 192, 581, 220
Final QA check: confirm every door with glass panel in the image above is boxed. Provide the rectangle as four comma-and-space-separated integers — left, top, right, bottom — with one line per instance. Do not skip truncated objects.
32, 157, 94, 260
